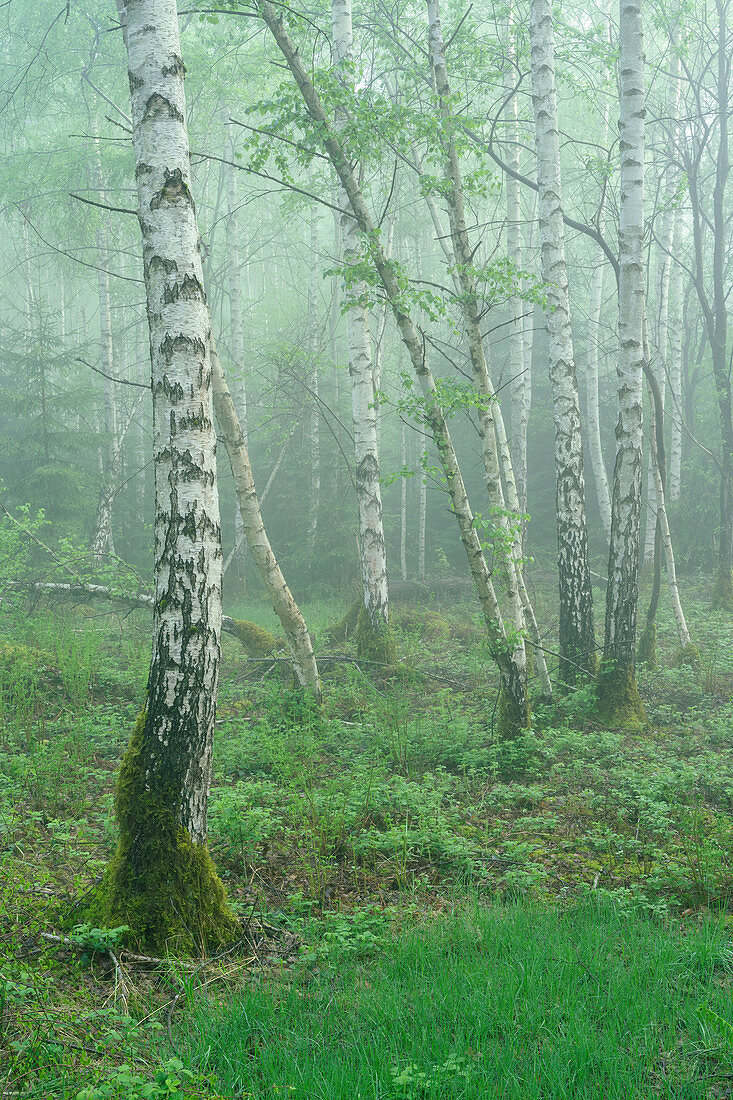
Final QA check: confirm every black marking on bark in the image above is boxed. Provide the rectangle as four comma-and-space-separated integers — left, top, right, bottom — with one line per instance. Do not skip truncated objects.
148, 255, 179, 276
163, 273, 205, 305
135, 162, 153, 179
142, 93, 184, 125
159, 333, 206, 365
150, 167, 193, 211
128, 72, 144, 92
162, 55, 187, 79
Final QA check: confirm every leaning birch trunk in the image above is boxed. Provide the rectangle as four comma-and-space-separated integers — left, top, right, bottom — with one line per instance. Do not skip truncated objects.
529, 0, 596, 684
598, 0, 646, 727
209, 339, 322, 700
258, 1, 531, 735
100, 0, 237, 952
417, 4, 551, 697
505, 12, 529, 527
645, 367, 696, 663
332, 0, 392, 662
224, 117, 248, 594
427, 0, 527, 676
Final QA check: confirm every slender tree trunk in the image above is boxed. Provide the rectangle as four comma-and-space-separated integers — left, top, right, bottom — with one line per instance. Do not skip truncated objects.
101, 0, 237, 952
710, 0, 732, 607
427, 0, 528, 678
224, 117, 248, 595
210, 339, 322, 699
586, 255, 612, 546
668, 217, 684, 502
91, 149, 120, 562
598, 0, 646, 727
259, 1, 531, 735
644, 361, 695, 661
529, 0, 596, 684
331, 0, 392, 661
506, 12, 529, 528
400, 418, 408, 582
306, 212, 321, 563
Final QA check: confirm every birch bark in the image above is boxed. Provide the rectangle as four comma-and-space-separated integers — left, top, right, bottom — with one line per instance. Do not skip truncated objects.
103, 0, 236, 951
258, 1, 531, 733
91, 145, 119, 561
306, 213, 321, 562
224, 118, 248, 590
210, 340, 322, 698
529, 0, 596, 683
332, 0, 391, 660
668, 215, 683, 502
598, 0, 646, 726
505, 12, 529, 525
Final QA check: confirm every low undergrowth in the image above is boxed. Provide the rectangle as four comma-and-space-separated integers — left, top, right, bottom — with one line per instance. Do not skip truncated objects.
1, 576, 733, 1095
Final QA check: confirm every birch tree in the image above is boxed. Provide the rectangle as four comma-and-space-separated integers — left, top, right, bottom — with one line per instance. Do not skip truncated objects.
529, 0, 596, 683
98, 0, 237, 951
332, 0, 392, 662
259, 0, 532, 735
597, 0, 647, 728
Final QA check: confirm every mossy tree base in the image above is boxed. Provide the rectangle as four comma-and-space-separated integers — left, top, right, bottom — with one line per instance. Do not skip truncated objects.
593, 662, 646, 730
326, 597, 361, 644
711, 568, 733, 612
637, 620, 657, 668
496, 684, 532, 741
356, 604, 396, 665
87, 714, 238, 954
228, 619, 279, 657
672, 642, 702, 673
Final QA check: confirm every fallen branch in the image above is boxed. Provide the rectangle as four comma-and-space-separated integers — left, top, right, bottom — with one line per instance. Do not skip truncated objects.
7, 581, 278, 653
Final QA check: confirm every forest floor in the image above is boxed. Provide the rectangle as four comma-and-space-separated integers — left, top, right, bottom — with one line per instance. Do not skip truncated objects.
3, 575, 733, 1097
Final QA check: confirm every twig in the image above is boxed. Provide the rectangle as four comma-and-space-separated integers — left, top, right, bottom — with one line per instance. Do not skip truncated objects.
69, 192, 137, 215
76, 356, 149, 389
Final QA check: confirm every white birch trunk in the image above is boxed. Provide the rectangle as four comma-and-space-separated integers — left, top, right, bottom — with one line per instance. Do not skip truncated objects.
224, 118, 248, 584
332, 0, 390, 644
506, 12, 529, 523
260, 0, 531, 730
586, 255, 612, 546
646, 375, 691, 650
91, 143, 120, 561
668, 215, 684, 502
306, 212, 321, 560
120, 0, 223, 849
210, 340, 322, 699
530, 0, 596, 682
602, 0, 646, 718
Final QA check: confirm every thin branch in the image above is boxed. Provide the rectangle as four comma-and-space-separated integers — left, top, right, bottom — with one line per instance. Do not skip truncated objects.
69, 192, 137, 215
76, 357, 149, 389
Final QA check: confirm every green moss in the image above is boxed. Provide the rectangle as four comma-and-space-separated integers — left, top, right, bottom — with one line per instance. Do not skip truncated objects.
495, 684, 532, 741
593, 661, 646, 730
672, 642, 702, 673
637, 620, 657, 668
355, 605, 396, 665
87, 712, 238, 954
393, 607, 450, 642
326, 597, 361, 643
711, 568, 733, 611
228, 620, 279, 657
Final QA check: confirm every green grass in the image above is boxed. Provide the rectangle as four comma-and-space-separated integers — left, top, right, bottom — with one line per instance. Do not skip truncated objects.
3, 576, 733, 1097
182, 899, 733, 1099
